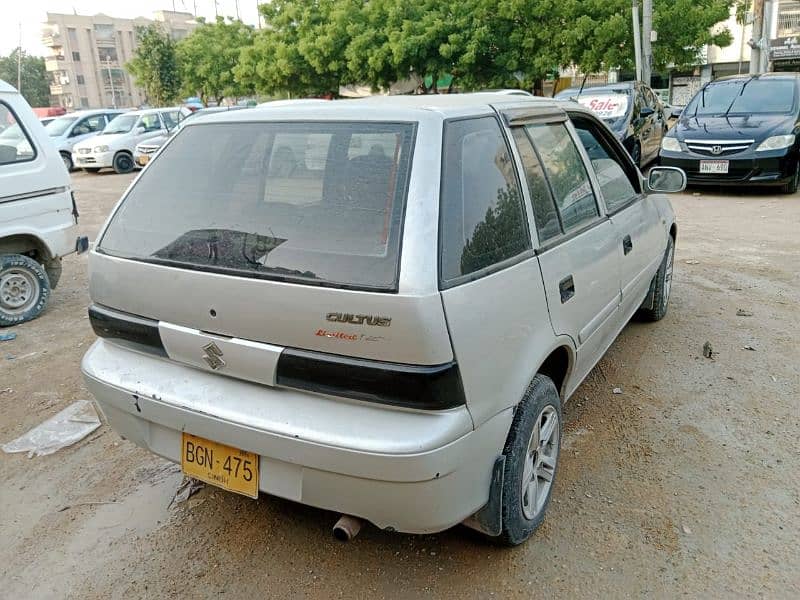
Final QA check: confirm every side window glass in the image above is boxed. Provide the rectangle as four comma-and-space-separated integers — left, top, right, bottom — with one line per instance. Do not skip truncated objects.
510, 128, 561, 243
0, 102, 36, 165
73, 115, 105, 136
161, 111, 180, 130
140, 114, 160, 131
573, 119, 639, 213
526, 123, 599, 231
440, 117, 531, 284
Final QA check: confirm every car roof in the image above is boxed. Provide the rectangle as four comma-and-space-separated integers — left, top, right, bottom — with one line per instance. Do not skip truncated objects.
557, 81, 636, 96
57, 109, 125, 118
712, 72, 800, 83
125, 107, 182, 116
195, 93, 583, 124
0, 79, 17, 94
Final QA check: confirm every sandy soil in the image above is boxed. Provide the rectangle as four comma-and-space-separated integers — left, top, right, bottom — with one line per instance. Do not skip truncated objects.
1, 172, 798, 599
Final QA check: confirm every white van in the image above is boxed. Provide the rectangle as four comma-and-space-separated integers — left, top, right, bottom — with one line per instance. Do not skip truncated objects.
0, 79, 88, 326
72, 107, 183, 174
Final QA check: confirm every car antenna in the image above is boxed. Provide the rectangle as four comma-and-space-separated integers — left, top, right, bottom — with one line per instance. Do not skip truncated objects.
576, 74, 589, 100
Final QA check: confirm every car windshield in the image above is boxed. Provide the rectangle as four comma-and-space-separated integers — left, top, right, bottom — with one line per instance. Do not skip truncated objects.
45, 116, 79, 136
686, 79, 797, 116
103, 114, 138, 134
99, 121, 416, 291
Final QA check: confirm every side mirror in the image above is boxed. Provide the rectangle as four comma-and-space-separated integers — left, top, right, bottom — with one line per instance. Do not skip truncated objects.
640, 106, 656, 118
671, 107, 683, 118
647, 166, 687, 193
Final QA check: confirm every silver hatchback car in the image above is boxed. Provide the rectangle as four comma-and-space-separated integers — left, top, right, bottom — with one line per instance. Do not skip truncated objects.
82, 94, 684, 545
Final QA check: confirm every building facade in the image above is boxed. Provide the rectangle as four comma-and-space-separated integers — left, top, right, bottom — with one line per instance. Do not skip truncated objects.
42, 11, 196, 110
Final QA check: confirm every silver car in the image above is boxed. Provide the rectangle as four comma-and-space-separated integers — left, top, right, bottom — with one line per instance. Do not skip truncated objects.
82, 94, 684, 545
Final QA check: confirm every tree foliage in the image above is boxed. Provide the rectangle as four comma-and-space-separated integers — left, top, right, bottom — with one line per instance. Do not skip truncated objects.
127, 24, 181, 106
0, 49, 50, 106
177, 17, 255, 105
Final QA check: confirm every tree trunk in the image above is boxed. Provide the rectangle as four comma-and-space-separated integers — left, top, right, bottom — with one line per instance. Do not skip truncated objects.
532, 78, 544, 97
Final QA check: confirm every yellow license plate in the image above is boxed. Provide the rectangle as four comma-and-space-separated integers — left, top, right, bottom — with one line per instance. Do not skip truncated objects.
181, 433, 259, 498
137, 155, 150, 166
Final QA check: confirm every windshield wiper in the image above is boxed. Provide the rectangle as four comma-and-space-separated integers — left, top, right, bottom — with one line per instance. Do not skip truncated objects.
724, 77, 754, 116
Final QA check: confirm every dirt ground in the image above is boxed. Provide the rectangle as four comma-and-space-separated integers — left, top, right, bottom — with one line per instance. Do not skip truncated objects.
1, 171, 798, 599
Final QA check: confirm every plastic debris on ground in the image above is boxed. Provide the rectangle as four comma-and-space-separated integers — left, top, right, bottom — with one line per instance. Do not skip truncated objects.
1, 400, 101, 458
0, 332, 17, 341
169, 477, 206, 508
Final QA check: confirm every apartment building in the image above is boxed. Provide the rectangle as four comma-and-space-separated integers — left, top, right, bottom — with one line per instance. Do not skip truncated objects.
42, 10, 196, 110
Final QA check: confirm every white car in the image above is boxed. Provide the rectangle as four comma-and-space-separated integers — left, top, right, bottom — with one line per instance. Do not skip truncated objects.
44, 110, 125, 171
83, 94, 686, 545
0, 79, 88, 325
72, 107, 182, 174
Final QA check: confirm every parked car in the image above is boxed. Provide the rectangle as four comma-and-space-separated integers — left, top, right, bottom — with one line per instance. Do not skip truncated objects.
72, 107, 183, 174
0, 79, 88, 326
660, 73, 800, 193
82, 93, 684, 545
556, 81, 668, 167
40, 117, 57, 127
43, 110, 125, 171
134, 106, 250, 167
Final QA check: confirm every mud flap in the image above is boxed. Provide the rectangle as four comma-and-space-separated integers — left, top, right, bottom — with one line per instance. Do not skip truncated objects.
640, 273, 658, 311
462, 455, 505, 536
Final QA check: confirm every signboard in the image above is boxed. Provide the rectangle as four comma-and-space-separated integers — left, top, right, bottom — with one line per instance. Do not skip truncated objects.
770, 36, 800, 61
575, 94, 629, 119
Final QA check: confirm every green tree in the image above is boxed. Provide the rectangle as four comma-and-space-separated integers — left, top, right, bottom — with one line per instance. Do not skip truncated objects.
0, 49, 50, 106
127, 24, 181, 106
177, 17, 255, 105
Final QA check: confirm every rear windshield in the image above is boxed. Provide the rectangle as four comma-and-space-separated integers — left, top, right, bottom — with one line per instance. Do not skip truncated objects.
98, 121, 416, 291
686, 79, 797, 116
575, 92, 631, 120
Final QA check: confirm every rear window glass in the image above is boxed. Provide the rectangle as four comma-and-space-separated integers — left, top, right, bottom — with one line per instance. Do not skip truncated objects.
98, 121, 415, 291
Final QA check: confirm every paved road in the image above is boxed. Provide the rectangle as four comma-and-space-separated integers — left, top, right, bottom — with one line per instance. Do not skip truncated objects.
1, 172, 798, 598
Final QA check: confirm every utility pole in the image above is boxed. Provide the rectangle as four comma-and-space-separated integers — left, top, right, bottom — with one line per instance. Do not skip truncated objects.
750, 0, 765, 74
105, 56, 117, 109
642, 0, 653, 85
17, 23, 22, 93
256, 1, 261, 28
235, 0, 240, 20
632, 0, 643, 82
214, 0, 218, 19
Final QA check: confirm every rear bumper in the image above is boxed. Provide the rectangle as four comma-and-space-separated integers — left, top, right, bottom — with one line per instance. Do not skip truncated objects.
660, 149, 797, 186
82, 339, 511, 534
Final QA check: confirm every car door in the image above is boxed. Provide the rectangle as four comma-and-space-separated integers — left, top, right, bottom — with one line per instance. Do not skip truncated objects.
505, 110, 622, 386
570, 112, 666, 321
66, 114, 106, 152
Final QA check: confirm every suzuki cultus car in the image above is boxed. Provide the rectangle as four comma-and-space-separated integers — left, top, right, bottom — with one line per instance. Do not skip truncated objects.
83, 94, 684, 545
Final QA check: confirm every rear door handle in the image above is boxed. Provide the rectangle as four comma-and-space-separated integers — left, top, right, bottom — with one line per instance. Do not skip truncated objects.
559, 275, 575, 303
623, 235, 633, 255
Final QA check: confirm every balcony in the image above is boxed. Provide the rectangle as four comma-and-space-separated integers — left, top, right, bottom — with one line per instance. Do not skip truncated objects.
45, 57, 65, 72
50, 84, 64, 95
777, 10, 800, 37
42, 35, 61, 48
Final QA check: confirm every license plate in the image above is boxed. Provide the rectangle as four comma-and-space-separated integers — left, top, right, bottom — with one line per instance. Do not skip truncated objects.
137, 155, 150, 166
699, 160, 729, 174
181, 433, 259, 498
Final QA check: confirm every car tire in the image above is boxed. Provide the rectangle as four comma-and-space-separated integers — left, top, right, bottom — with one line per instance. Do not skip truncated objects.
494, 374, 562, 546
112, 152, 134, 174
781, 163, 799, 194
60, 152, 73, 171
83, 168, 101, 174
0, 254, 51, 327
637, 235, 675, 322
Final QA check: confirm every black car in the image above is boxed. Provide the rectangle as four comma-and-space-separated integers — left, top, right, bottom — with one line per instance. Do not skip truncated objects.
659, 73, 800, 193
555, 81, 667, 166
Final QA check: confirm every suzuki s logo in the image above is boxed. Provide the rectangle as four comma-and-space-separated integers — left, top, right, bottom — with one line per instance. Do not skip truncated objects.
202, 342, 225, 370
711, 145, 724, 155
326, 312, 391, 327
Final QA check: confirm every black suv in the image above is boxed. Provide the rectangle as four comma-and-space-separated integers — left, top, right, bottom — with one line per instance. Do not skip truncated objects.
555, 81, 667, 167
659, 73, 800, 193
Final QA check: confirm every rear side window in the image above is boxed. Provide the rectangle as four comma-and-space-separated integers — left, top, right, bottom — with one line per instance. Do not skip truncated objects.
439, 117, 531, 285
510, 128, 561, 243
161, 110, 180, 130
0, 102, 36, 165
525, 123, 599, 231
98, 121, 415, 291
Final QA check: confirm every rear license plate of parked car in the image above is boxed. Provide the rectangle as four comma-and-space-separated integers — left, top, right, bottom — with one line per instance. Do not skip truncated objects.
699, 160, 729, 174
181, 433, 259, 498
137, 155, 149, 166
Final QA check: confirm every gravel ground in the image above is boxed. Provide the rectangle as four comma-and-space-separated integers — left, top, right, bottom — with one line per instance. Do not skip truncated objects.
1, 171, 798, 599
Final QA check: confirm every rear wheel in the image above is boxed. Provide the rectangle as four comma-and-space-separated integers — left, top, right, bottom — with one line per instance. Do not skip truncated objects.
60, 152, 73, 171
494, 374, 562, 546
112, 152, 134, 174
0, 254, 51, 326
782, 162, 799, 194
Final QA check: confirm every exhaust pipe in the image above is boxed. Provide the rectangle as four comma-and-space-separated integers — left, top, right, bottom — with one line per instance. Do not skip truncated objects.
333, 514, 363, 541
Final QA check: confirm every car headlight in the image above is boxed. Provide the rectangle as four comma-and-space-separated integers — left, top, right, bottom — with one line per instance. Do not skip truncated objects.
661, 137, 682, 153
755, 134, 795, 152
93, 145, 110, 153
